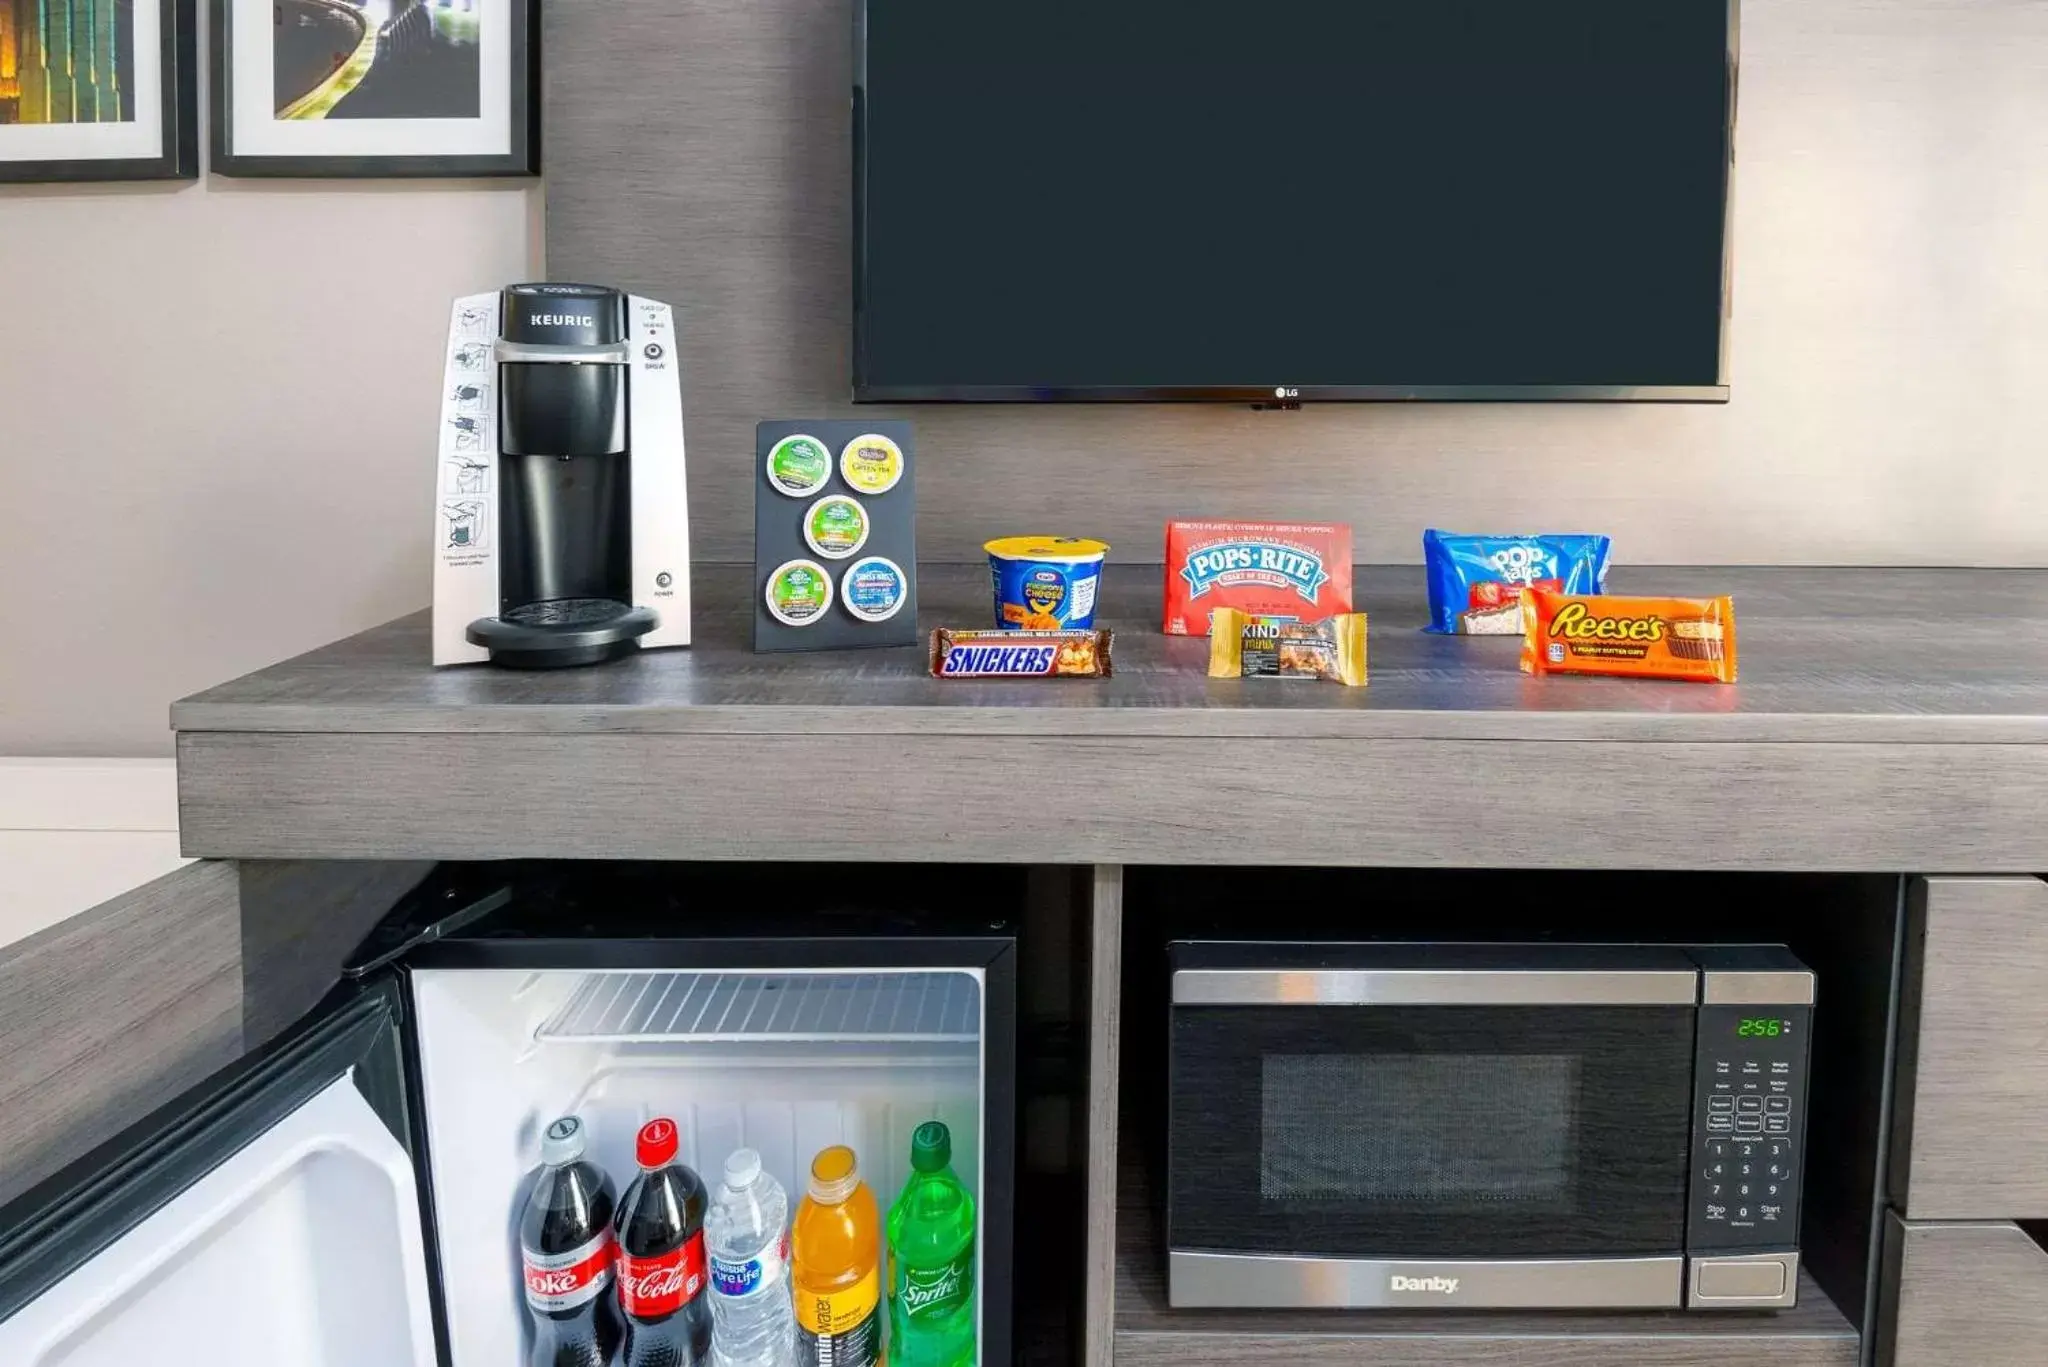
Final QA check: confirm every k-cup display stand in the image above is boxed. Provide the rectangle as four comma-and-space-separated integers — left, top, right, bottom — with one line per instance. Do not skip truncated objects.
752, 421, 918, 653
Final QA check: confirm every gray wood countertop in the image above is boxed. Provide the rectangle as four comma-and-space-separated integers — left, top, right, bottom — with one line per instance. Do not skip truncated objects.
172, 565, 2048, 868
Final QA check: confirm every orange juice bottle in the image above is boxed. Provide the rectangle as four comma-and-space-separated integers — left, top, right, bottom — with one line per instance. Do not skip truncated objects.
791, 1145, 885, 1367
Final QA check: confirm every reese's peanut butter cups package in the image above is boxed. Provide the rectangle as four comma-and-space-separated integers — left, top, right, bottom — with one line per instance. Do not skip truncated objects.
1208, 607, 1367, 686
1520, 588, 1737, 684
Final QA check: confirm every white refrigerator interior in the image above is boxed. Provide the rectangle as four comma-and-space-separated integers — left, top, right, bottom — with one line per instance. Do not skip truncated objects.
412, 966, 988, 1366
0, 1074, 439, 1367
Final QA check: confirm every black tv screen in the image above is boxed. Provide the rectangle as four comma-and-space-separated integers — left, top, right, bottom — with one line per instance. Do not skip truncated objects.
854, 0, 1735, 402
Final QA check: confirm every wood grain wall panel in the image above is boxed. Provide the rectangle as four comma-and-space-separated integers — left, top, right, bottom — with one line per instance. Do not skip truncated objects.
1876, 1215, 2048, 1366
0, 862, 241, 1208
544, 0, 2048, 567
1889, 876, 2048, 1219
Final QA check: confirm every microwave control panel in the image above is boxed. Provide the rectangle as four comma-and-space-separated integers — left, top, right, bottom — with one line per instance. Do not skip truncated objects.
1688, 1002, 1813, 1251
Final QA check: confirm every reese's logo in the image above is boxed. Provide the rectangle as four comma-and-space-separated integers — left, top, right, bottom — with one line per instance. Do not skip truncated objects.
1548, 601, 1667, 644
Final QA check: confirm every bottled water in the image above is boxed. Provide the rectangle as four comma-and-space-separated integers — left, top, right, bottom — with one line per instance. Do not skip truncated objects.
705, 1148, 797, 1367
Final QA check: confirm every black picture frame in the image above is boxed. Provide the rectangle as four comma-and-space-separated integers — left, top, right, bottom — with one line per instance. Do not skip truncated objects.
210, 0, 537, 178
0, 0, 199, 183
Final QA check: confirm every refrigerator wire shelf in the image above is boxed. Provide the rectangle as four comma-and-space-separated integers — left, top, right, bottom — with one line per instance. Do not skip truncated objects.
533, 971, 980, 1045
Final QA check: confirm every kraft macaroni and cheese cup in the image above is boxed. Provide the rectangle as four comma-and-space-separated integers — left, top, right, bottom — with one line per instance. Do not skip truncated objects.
986, 536, 1110, 631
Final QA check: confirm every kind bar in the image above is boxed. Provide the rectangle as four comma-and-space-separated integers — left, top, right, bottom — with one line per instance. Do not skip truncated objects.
1164, 520, 1352, 636
1521, 588, 1737, 684
1208, 607, 1368, 686
1423, 530, 1613, 635
930, 628, 1111, 679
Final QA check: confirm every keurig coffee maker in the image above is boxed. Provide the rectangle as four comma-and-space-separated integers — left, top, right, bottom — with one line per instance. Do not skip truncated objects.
431, 284, 693, 668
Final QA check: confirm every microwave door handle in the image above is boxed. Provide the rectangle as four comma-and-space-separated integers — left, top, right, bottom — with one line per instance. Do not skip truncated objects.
1171, 968, 1699, 1007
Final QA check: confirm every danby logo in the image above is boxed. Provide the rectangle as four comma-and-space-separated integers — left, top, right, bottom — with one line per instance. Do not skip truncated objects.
531, 313, 592, 328
1548, 601, 1666, 643
1180, 542, 1330, 602
1390, 1274, 1460, 1295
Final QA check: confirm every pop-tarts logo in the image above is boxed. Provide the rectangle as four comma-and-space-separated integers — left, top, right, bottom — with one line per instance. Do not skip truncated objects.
1180, 542, 1331, 602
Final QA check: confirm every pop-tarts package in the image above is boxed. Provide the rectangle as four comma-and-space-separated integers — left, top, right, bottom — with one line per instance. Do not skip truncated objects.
1423, 530, 1613, 635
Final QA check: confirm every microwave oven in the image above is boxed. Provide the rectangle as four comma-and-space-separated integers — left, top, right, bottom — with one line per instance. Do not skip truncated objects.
1166, 942, 1813, 1312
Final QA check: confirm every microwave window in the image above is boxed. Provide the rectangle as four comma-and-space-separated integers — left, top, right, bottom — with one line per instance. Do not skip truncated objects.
1260, 1053, 1580, 1206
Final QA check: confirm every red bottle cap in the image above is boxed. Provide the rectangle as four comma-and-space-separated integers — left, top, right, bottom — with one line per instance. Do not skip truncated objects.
637, 1117, 679, 1168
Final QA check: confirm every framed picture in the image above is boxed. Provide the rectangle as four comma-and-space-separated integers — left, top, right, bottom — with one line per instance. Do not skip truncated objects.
0, 0, 198, 182
212, 0, 534, 176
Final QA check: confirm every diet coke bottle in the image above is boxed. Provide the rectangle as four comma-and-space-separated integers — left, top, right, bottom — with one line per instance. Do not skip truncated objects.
616, 1117, 715, 1366
521, 1115, 622, 1367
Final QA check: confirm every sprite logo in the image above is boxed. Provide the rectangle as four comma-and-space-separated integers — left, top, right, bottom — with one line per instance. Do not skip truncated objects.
898, 1254, 972, 1320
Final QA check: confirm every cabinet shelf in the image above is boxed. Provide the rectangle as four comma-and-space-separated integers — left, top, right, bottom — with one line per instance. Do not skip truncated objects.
1112, 1135, 1859, 1366
535, 971, 979, 1045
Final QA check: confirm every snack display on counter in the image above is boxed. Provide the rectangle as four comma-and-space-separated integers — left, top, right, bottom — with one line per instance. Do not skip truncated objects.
930, 628, 1112, 679
1521, 587, 1737, 684
1423, 529, 1613, 635
1164, 520, 1352, 636
1207, 607, 1368, 686
985, 536, 1109, 629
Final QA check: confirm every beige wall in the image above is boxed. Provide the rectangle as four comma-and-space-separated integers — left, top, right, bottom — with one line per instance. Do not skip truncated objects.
0, 178, 536, 756
548, 0, 2048, 567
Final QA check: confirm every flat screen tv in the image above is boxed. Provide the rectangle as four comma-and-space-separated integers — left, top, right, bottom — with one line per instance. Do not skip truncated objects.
854, 0, 1736, 403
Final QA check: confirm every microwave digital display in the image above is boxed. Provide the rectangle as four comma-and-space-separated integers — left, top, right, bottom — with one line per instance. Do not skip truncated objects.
1736, 1018, 1793, 1038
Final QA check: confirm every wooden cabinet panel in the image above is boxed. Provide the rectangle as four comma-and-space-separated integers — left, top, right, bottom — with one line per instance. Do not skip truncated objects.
0, 862, 241, 1208
1878, 1214, 2048, 1366
1891, 876, 2048, 1219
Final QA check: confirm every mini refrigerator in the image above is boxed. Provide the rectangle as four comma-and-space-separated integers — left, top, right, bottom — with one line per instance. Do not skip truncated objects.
0, 866, 1017, 1367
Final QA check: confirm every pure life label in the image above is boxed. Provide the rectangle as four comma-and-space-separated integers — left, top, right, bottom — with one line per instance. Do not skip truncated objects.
1179, 542, 1331, 602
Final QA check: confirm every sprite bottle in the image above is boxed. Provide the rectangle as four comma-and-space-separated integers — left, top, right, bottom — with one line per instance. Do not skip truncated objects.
885, 1121, 976, 1367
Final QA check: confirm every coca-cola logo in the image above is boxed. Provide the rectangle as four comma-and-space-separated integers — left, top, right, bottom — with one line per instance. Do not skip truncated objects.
623, 1264, 690, 1300
523, 1231, 614, 1312
618, 1232, 707, 1316
528, 1269, 584, 1296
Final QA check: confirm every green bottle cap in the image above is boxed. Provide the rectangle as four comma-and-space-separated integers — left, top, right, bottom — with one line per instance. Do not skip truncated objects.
911, 1120, 952, 1173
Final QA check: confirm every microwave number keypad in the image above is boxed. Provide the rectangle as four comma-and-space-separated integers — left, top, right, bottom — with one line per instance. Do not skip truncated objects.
1689, 1005, 1811, 1252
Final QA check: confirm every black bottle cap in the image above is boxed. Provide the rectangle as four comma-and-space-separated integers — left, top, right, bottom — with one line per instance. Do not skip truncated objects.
500, 283, 626, 347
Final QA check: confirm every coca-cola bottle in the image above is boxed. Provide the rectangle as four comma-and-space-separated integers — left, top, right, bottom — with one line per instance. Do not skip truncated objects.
521, 1115, 623, 1367
616, 1117, 715, 1366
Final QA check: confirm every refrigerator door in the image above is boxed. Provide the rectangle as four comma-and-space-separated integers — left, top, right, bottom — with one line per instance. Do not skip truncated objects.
0, 982, 439, 1367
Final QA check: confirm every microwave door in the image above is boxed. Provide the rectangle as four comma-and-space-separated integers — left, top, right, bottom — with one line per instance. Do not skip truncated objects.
0, 980, 439, 1366
1167, 961, 1697, 1310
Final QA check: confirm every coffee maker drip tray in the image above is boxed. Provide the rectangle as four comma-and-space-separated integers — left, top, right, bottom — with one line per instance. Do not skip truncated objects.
467, 599, 657, 669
